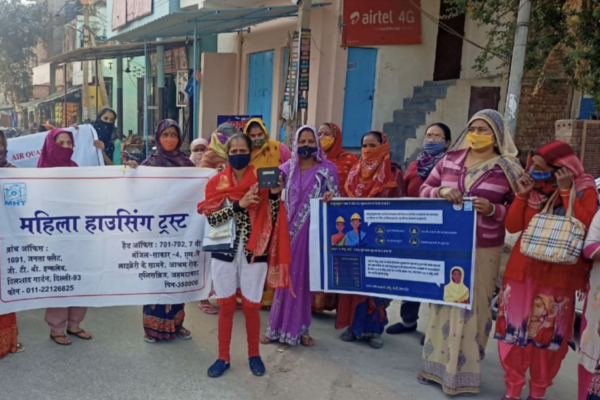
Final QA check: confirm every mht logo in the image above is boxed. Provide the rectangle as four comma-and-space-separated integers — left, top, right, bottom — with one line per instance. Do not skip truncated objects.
3, 183, 27, 206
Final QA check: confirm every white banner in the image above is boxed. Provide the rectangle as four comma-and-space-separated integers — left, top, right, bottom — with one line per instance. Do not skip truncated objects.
7, 125, 105, 168
0, 166, 215, 313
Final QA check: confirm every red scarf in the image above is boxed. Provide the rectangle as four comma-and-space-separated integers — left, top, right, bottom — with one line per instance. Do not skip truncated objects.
345, 141, 398, 198
197, 166, 290, 289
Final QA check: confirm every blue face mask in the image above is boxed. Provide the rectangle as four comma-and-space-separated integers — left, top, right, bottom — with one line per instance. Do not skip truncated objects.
298, 145, 318, 159
423, 141, 446, 156
530, 168, 552, 181
228, 153, 251, 170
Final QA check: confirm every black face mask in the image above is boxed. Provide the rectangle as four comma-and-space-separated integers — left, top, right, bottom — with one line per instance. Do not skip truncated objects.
228, 153, 251, 170
298, 145, 317, 159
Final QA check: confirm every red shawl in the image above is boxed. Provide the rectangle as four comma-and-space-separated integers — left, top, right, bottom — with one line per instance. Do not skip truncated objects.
323, 123, 358, 197
197, 165, 290, 289
345, 138, 398, 198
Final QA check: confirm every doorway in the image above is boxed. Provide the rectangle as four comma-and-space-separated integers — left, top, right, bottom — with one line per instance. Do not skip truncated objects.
342, 47, 378, 148
433, 2, 465, 81
247, 50, 274, 133
468, 87, 501, 119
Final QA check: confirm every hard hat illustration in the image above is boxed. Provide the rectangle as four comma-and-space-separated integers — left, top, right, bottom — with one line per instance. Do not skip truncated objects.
351, 213, 361, 221
336, 216, 345, 223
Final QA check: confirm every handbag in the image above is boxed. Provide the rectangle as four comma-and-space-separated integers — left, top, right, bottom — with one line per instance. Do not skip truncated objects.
201, 200, 236, 253
520, 186, 587, 264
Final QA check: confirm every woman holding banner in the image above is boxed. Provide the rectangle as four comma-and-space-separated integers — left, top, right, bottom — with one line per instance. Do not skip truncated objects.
0, 129, 25, 357
38, 129, 93, 345
262, 125, 339, 350
141, 120, 195, 343
335, 131, 403, 349
496, 142, 597, 400
198, 133, 291, 378
417, 109, 523, 395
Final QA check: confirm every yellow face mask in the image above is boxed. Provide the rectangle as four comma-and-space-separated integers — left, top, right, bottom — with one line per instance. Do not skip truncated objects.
320, 137, 335, 152
466, 133, 494, 150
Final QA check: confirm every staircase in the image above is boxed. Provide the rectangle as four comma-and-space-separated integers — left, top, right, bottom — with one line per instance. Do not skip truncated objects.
384, 80, 457, 166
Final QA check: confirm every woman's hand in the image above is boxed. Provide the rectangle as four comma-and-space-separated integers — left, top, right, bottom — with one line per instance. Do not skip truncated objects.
516, 173, 535, 196
323, 191, 334, 203
93, 140, 105, 152
472, 198, 493, 216
124, 160, 139, 169
439, 187, 463, 205
270, 173, 284, 195
556, 167, 574, 191
217, 164, 226, 172
239, 184, 260, 209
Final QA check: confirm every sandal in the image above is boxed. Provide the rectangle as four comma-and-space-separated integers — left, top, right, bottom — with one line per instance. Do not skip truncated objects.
260, 334, 276, 345
15, 343, 25, 353
198, 301, 218, 315
300, 334, 315, 347
417, 374, 432, 385
144, 335, 157, 343
177, 327, 192, 340
50, 333, 71, 346
67, 328, 93, 340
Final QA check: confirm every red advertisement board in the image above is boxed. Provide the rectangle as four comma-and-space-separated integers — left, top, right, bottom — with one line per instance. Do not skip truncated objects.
343, 0, 422, 46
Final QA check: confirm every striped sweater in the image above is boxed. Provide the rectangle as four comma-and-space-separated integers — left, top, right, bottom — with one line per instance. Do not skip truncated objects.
420, 149, 515, 248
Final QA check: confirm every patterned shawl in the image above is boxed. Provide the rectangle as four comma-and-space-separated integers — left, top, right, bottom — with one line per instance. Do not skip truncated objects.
345, 132, 398, 198
141, 119, 195, 167
322, 123, 358, 197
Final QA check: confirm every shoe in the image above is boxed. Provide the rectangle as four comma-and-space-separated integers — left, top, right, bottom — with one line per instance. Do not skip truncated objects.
368, 334, 384, 349
207, 359, 230, 378
420, 335, 425, 346
386, 322, 417, 335
340, 328, 356, 342
249, 356, 266, 376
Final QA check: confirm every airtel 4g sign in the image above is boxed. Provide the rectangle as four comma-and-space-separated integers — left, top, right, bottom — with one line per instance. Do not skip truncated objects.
342, 0, 422, 46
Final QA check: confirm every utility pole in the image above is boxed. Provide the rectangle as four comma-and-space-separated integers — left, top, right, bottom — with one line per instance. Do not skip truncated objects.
82, 3, 91, 121
504, 0, 531, 138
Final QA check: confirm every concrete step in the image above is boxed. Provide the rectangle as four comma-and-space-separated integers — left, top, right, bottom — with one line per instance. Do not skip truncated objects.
393, 109, 426, 125
403, 97, 437, 112
423, 79, 457, 87
413, 85, 449, 99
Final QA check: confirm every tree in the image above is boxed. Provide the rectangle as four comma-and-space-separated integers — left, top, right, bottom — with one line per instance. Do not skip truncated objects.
442, 1, 600, 112
0, 0, 46, 106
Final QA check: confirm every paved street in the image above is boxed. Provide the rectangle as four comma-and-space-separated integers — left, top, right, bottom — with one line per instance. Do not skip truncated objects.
1, 302, 576, 400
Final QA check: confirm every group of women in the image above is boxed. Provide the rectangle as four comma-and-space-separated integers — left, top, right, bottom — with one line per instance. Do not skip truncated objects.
2, 109, 600, 399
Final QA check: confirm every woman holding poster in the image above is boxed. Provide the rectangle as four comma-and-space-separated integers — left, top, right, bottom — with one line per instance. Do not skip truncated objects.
335, 131, 403, 349
418, 110, 523, 396
0, 130, 25, 357
495, 142, 597, 400
262, 125, 338, 350
198, 133, 290, 378
38, 129, 92, 345
141, 120, 195, 343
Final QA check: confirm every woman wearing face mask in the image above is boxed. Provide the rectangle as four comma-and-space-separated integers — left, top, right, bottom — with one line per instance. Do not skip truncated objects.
198, 133, 291, 378
388, 123, 452, 336
494, 141, 597, 400
335, 131, 403, 349
262, 125, 339, 350
91, 107, 118, 166
189, 138, 208, 167
201, 123, 237, 169
418, 109, 523, 396
39, 129, 92, 345
243, 118, 292, 308
0, 130, 25, 357
141, 120, 195, 342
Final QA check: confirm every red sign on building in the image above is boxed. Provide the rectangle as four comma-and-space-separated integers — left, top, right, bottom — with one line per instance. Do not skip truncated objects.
342, 0, 422, 47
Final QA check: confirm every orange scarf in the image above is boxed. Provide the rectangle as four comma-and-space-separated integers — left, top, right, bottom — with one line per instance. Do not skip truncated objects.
345, 141, 398, 198
197, 166, 290, 289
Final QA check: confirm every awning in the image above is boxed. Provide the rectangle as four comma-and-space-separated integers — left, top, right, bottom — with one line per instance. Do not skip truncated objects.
43, 39, 191, 64
20, 86, 82, 109
109, 4, 329, 42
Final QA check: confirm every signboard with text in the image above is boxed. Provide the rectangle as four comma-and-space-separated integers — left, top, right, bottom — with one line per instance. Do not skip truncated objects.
309, 198, 477, 309
342, 0, 422, 46
217, 115, 262, 132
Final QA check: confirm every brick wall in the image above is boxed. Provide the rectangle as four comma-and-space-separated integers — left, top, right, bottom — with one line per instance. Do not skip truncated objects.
554, 119, 600, 177
515, 77, 573, 159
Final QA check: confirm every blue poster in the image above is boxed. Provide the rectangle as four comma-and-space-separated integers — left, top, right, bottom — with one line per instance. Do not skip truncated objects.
216, 115, 262, 133
309, 198, 477, 309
